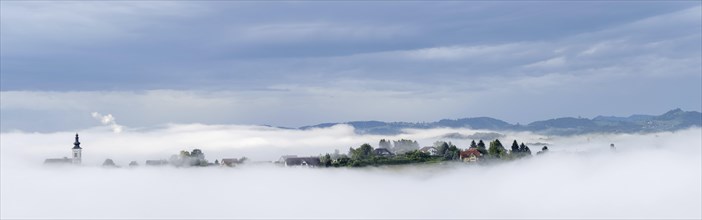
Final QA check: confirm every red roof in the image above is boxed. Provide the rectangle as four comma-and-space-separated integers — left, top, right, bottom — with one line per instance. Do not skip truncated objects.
460, 148, 481, 158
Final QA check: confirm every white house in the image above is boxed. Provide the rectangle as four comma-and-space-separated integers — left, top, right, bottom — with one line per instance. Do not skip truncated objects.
419, 146, 438, 156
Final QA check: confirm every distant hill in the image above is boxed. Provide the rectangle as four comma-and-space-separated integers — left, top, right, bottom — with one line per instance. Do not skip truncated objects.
299, 108, 702, 135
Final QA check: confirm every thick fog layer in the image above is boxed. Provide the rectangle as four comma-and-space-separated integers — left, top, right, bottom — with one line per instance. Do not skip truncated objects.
1, 125, 700, 219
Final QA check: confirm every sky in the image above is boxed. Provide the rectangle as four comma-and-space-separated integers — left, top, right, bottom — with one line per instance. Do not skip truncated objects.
1, 1, 701, 132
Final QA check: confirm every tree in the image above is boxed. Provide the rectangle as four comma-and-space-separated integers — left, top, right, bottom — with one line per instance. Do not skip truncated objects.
519, 143, 531, 156
179, 150, 191, 158
434, 141, 450, 155
537, 146, 549, 155
102, 159, 117, 167
470, 140, 478, 149
444, 143, 461, 160
477, 140, 488, 155
511, 140, 520, 153
191, 149, 205, 160
405, 150, 430, 162
379, 139, 392, 149
488, 139, 507, 159
359, 143, 373, 157
392, 139, 419, 154
351, 143, 374, 160
320, 154, 332, 167
333, 155, 351, 167
214, 159, 220, 165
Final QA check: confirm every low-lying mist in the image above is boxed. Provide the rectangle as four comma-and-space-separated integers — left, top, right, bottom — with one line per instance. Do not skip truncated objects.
1, 125, 700, 219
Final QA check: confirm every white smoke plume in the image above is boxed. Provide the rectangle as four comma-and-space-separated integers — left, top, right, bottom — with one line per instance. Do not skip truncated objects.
91, 112, 123, 133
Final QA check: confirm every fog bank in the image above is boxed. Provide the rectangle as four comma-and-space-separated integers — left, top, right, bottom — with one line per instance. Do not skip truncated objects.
1, 125, 700, 219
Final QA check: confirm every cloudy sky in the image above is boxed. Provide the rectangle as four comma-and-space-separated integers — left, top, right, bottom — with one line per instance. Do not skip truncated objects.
1, 2, 701, 132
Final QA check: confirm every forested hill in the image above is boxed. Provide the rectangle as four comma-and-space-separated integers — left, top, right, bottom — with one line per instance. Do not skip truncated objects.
298, 109, 702, 135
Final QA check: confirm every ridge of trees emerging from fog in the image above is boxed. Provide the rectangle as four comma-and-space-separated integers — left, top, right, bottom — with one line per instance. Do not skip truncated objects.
319, 139, 548, 168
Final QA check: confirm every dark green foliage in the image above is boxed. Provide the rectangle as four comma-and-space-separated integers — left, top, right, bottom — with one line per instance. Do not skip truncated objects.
320, 154, 332, 167
537, 146, 549, 155
331, 156, 351, 167
511, 140, 519, 152
470, 140, 478, 149
324, 138, 538, 167
191, 149, 205, 159
477, 140, 488, 155
488, 139, 507, 159
435, 141, 449, 155
519, 143, 531, 156
404, 150, 431, 162
433, 141, 461, 160
171, 148, 209, 166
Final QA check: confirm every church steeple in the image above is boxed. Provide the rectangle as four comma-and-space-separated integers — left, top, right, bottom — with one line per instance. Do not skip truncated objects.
72, 133, 82, 164
73, 133, 81, 149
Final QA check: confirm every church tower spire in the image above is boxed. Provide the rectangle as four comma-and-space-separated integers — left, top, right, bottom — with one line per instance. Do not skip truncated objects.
72, 133, 82, 164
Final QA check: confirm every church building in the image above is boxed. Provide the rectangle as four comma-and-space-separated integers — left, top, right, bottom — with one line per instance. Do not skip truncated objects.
44, 133, 83, 165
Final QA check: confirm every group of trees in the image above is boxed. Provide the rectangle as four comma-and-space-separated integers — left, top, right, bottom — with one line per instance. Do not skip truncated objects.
510, 140, 532, 158
484, 139, 534, 160
320, 138, 544, 168
169, 148, 209, 167
378, 139, 420, 154
434, 141, 461, 160
318, 143, 438, 167
468, 140, 488, 155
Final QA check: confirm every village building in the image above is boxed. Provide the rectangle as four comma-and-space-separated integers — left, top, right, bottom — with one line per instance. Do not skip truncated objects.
284, 157, 321, 167
419, 146, 438, 156
459, 148, 481, 163
44, 133, 83, 165
145, 160, 168, 166
278, 155, 298, 164
373, 148, 394, 157
221, 158, 243, 167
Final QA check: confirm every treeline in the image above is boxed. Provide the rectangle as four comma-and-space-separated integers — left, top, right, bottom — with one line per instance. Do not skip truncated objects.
319, 139, 548, 168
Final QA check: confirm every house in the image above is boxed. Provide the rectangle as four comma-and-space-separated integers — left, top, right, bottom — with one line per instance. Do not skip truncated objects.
419, 146, 438, 156
221, 158, 242, 167
373, 148, 394, 157
44, 133, 83, 165
460, 148, 481, 163
284, 157, 321, 167
278, 155, 298, 164
145, 160, 168, 166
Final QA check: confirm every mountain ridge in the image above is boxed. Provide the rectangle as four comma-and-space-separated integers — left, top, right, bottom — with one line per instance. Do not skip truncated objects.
298, 108, 702, 135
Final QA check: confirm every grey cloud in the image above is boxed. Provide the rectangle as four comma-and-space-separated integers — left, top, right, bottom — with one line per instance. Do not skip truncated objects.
0, 2, 700, 131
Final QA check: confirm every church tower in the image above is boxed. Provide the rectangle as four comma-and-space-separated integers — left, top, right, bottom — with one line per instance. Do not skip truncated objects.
72, 133, 82, 164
